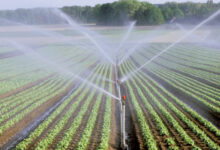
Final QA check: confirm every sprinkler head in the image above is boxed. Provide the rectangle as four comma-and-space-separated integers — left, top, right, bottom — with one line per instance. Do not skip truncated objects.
117, 80, 120, 84
122, 95, 126, 100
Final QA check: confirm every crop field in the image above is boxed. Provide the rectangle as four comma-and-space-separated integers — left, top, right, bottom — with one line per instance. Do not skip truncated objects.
0, 23, 219, 150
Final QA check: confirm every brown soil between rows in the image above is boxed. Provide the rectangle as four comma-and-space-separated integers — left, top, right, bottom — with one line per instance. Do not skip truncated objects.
0, 60, 100, 148
65, 92, 99, 150
65, 67, 108, 150
0, 73, 56, 99
85, 67, 111, 150
85, 96, 106, 150
150, 45, 219, 67
136, 51, 219, 89
149, 68, 220, 120
142, 75, 220, 144
127, 61, 215, 149
143, 50, 220, 75
154, 61, 219, 89
121, 84, 145, 150
0, 69, 41, 82
154, 71, 220, 107
124, 61, 191, 149
119, 64, 143, 150
130, 57, 220, 127
19, 79, 79, 149
0, 81, 76, 147
166, 47, 220, 64
132, 78, 189, 149
149, 88, 209, 149
46, 65, 103, 149
0, 79, 54, 116
160, 55, 220, 75
128, 58, 220, 148
153, 70, 220, 101
129, 80, 168, 150
29, 86, 91, 150
139, 49, 220, 76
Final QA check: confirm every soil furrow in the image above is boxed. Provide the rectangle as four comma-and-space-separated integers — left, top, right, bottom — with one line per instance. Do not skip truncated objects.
65, 92, 99, 150
121, 84, 144, 150
130, 81, 166, 150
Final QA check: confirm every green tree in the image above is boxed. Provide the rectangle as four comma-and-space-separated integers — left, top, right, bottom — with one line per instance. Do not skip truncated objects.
146, 5, 164, 25
161, 6, 173, 21
134, 2, 164, 25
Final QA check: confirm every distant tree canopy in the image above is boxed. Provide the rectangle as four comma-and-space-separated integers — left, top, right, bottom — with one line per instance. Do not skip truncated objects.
160, 0, 220, 23
91, 0, 163, 25
0, 0, 219, 25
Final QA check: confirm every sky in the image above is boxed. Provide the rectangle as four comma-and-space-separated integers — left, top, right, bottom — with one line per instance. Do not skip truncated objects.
0, 0, 220, 10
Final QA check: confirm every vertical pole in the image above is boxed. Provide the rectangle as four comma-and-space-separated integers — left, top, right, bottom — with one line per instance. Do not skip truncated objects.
115, 63, 127, 150
121, 101, 127, 149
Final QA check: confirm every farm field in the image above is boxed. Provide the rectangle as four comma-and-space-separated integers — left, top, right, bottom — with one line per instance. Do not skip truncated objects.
0, 23, 219, 150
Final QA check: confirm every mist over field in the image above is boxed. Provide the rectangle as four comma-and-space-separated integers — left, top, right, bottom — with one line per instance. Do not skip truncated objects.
0, 0, 219, 150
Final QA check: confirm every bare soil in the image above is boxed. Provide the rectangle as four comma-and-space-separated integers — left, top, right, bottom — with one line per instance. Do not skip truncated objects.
130, 57, 220, 128
118, 65, 144, 150
0, 81, 75, 147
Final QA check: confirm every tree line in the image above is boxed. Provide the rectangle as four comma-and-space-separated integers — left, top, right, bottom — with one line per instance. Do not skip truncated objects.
0, 0, 219, 25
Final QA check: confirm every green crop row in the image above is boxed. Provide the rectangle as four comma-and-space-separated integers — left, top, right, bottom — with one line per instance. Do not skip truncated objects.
74, 65, 109, 150
35, 65, 106, 150
14, 64, 104, 150
153, 70, 220, 106
148, 46, 219, 73
142, 79, 220, 150
127, 61, 220, 138
0, 78, 64, 124
150, 65, 220, 98
136, 50, 220, 85
97, 65, 113, 150
0, 78, 72, 135
149, 70, 220, 113
54, 65, 108, 150
120, 65, 157, 150
128, 75, 179, 150
122, 62, 195, 148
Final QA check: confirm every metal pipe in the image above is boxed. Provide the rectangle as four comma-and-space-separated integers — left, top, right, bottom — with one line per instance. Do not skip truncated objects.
114, 63, 127, 150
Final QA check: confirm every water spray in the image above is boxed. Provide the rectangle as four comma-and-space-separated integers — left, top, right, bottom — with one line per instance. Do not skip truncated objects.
114, 63, 127, 150
116, 21, 136, 57
0, 19, 109, 62
121, 9, 220, 83
52, 8, 115, 65
9, 41, 120, 101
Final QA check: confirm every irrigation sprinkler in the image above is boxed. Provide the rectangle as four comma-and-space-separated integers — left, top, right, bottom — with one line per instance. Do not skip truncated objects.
117, 79, 120, 84
114, 64, 127, 150
121, 95, 126, 150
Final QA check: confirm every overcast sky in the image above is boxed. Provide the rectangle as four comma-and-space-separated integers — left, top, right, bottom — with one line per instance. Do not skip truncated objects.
0, 0, 220, 10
